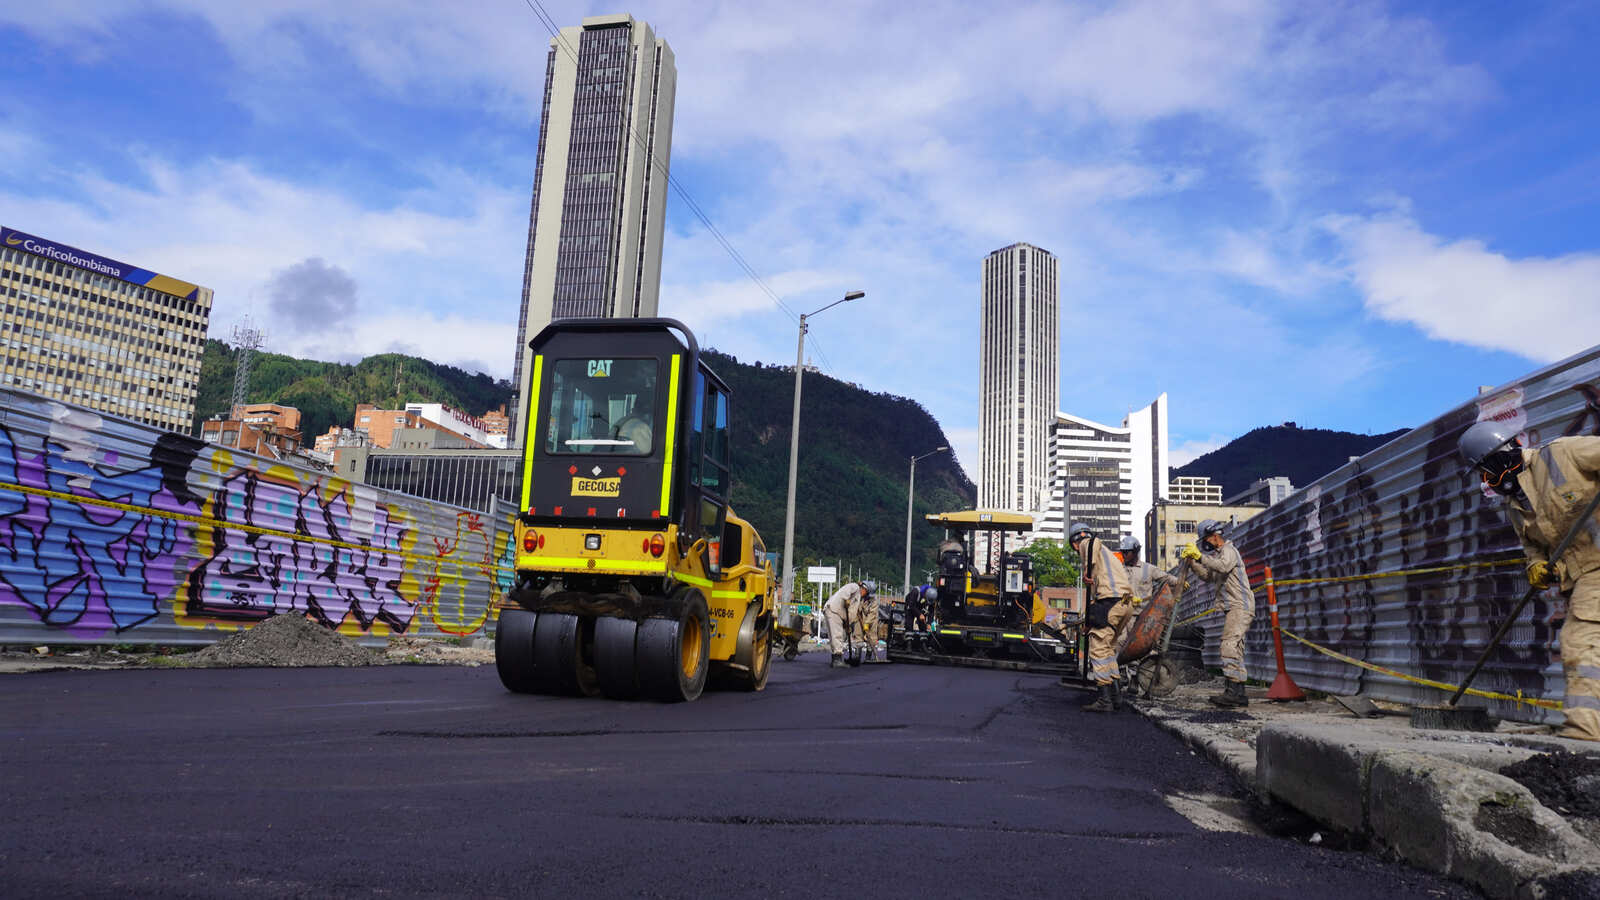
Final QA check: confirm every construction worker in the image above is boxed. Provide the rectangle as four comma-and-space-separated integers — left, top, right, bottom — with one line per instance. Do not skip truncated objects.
854, 581, 880, 661
902, 585, 932, 632
1070, 522, 1135, 712
824, 580, 866, 668
1119, 535, 1173, 613
1181, 519, 1256, 708
1459, 421, 1600, 742
1115, 535, 1173, 659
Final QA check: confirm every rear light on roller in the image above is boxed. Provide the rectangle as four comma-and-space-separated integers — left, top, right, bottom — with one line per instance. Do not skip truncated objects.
522, 530, 543, 552
648, 534, 666, 558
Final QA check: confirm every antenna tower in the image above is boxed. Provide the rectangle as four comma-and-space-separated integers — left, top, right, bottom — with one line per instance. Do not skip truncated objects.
230, 319, 266, 413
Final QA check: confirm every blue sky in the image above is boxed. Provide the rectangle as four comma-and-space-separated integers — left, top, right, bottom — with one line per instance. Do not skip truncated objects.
3, 1, 1598, 476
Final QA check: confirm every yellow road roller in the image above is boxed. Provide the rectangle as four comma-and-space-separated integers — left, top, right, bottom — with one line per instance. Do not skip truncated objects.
496, 318, 774, 701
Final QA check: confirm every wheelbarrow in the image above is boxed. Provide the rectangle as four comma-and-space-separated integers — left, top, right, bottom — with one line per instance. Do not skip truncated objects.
775, 607, 810, 662
1115, 568, 1191, 699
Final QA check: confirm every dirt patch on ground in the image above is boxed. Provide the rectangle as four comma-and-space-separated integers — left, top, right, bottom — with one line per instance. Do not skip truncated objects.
1499, 749, 1600, 846
1500, 750, 1600, 818
188, 615, 380, 668
2, 626, 496, 672
383, 635, 494, 667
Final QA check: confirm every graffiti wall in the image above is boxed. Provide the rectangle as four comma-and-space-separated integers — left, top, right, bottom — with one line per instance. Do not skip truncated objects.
1175, 343, 1600, 723
0, 389, 514, 646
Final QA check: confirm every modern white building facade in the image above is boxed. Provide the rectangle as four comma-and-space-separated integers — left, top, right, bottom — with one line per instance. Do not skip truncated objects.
1033, 394, 1169, 546
510, 14, 677, 446
978, 242, 1058, 515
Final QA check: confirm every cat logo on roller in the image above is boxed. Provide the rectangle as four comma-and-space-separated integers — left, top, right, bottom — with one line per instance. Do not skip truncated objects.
501, 318, 775, 703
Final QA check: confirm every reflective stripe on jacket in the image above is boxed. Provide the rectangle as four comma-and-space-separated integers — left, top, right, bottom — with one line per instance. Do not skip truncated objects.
1185, 540, 1255, 616
1084, 537, 1133, 604
1510, 436, 1600, 591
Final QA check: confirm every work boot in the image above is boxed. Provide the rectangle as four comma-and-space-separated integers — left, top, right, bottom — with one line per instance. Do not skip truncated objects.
1110, 681, 1123, 711
1209, 679, 1248, 708
830, 654, 848, 669
1081, 684, 1116, 713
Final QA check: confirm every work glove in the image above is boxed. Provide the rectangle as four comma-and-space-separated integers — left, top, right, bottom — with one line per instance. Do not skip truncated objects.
1180, 543, 1201, 561
1526, 560, 1551, 589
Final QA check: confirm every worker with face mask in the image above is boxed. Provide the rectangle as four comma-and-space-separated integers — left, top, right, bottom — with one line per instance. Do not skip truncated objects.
1181, 519, 1256, 708
1118, 535, 1172, 613
1070, 522, 1136, 712
1460, 421, 1600, 742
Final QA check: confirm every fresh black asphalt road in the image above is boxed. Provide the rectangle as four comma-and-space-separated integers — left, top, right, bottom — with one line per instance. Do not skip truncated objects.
1, 653, 1472, 899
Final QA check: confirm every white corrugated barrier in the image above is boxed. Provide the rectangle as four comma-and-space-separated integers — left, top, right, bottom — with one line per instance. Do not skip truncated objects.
0, 389, 513, 646
1175, 343, 1600, 724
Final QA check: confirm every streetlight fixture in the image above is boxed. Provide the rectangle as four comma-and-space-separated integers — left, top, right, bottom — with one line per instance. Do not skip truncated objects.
903, 446, 948, 596
780, 290, 865, 607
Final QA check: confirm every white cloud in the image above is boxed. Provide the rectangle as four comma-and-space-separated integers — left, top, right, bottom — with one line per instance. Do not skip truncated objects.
1169, 435, 1231, 469
942, 428, 980, 486
1327, 212, 1600, 363
0, 0, 1510, 462
0, 155, 527, 377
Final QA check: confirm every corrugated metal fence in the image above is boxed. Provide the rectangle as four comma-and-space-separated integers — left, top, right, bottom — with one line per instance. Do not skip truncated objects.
1175, 343, 1600, 724
0, 389, 513, 647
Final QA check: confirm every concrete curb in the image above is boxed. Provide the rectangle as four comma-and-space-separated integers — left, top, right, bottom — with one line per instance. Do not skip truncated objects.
1132, 699, 1600, 898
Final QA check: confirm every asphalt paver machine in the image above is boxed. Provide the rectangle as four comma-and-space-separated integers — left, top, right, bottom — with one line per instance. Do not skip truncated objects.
887, 510, 1085, 679
495, 318, 774, 702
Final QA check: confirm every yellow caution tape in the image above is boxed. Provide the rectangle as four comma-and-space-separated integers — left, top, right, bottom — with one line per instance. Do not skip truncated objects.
0, 478, 521, 577
1175, 557, 1528, 625
1277, 626, 1562, 712
1272, 557, 1526, 588
1175, 605, 1221, 627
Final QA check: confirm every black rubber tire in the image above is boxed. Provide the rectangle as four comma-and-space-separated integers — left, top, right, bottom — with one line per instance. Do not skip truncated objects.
727, 607, 772, 692
637, 590, 710, 702
531, 612, 600, 697
782, 639, 800, 662
593, 616, 641, 700
1133, 657, 1178, 698
495, 608, 539, 694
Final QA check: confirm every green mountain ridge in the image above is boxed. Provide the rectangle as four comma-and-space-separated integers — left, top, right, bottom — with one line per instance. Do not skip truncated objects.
194, 339, 513, 440
1173, 423, 1410, 499
196, 340, 975, 589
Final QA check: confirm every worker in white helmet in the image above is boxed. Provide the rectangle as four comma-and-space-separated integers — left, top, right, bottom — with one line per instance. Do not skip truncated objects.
1114, 534, 1174, 660
1181, 519, 1256, 708
1070, 522, 1135, 712
1459, 420, 1600, 742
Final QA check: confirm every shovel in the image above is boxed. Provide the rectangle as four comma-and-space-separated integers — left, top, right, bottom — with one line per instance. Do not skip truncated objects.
1412, 484, 1600, 731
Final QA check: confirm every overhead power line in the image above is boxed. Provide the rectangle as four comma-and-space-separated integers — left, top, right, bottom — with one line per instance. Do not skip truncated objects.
514, 0, 852, 377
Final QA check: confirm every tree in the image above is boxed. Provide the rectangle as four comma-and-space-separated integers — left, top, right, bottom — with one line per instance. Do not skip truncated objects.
1024, 538, 1080, 587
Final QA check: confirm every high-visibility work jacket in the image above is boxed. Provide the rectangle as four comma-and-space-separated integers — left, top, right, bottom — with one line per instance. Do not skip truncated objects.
1509, 436, 1600, 593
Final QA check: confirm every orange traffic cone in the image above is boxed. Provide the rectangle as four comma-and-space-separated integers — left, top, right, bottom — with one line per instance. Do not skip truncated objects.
1264, 566, 1306, 702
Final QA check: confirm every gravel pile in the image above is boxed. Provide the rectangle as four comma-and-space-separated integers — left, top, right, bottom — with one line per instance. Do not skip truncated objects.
188, 614, 379, 668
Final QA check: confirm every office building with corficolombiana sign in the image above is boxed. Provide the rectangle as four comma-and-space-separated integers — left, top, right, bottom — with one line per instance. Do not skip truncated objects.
0, 226, 213, 432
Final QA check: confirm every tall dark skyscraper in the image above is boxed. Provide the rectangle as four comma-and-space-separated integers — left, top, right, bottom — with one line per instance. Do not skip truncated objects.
510, 14, 676, 446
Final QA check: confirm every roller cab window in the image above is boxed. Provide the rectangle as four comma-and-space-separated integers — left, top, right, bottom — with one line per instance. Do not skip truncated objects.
544, 357, 658, 455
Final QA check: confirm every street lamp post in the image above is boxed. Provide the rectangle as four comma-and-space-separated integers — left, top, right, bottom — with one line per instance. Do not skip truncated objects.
780, 290, 865, 607
903, 446, 947, 596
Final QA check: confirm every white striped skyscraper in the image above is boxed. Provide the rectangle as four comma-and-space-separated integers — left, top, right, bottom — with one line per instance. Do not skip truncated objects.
978, 242, 1058, 516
